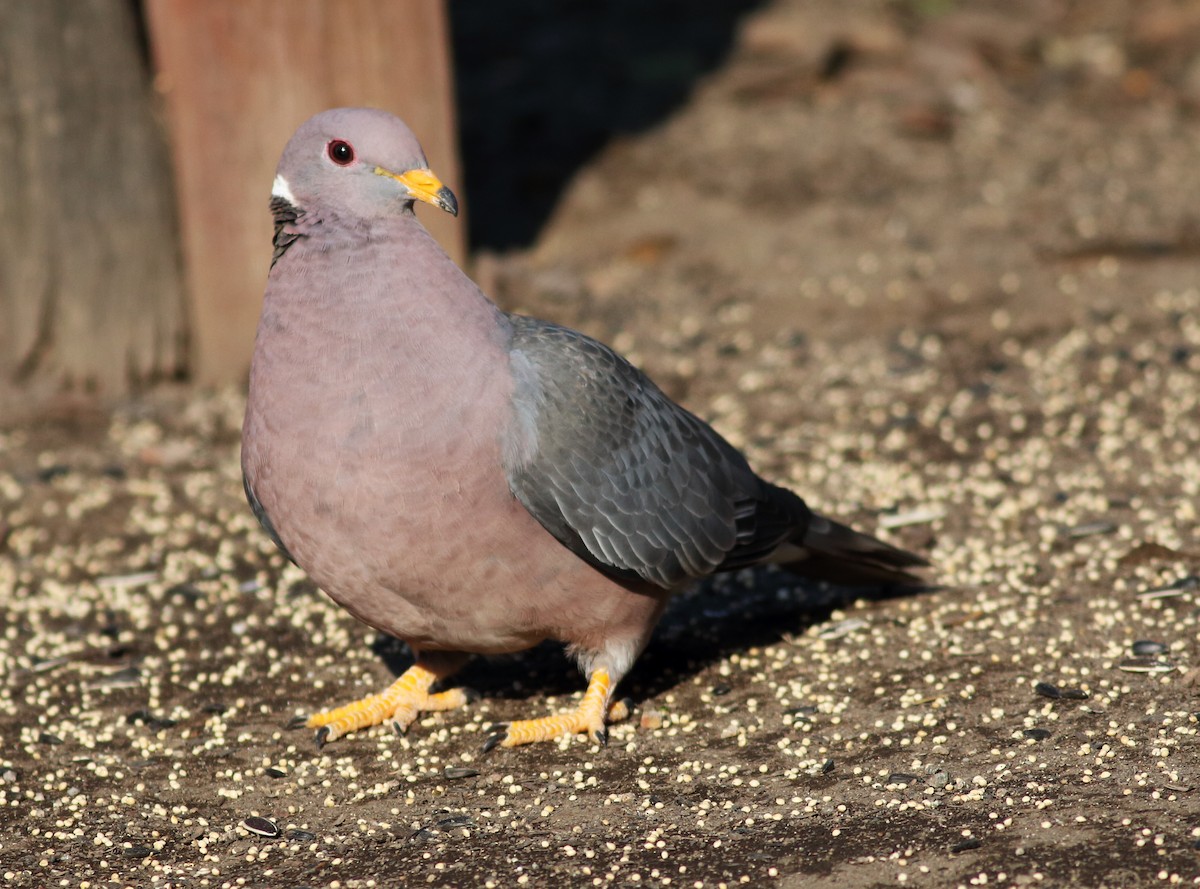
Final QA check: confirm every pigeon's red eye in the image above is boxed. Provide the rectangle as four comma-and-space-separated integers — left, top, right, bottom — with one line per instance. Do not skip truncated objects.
328, 140, 355, 166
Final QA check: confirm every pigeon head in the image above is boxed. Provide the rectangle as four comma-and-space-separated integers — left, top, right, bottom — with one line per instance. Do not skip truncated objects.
271, 108, 458, 221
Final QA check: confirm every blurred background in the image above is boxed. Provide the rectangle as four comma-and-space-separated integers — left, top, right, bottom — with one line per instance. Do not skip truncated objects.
5, 0, 1199, 418
0, 0, 771, 412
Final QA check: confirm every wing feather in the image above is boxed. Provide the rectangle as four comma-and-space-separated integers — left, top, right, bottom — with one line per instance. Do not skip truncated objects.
502, 315, 801, 589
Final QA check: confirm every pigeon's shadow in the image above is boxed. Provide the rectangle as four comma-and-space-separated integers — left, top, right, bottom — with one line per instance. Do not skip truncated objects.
371, 570, 930, 706
450, 0, 767, 251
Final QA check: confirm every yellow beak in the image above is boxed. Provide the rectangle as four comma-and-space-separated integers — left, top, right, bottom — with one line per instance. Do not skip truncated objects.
375, 166, 459, 216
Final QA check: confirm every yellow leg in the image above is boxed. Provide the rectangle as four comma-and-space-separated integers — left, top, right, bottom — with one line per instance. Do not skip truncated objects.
483, 669, 630, 750
299, 663, 473, 747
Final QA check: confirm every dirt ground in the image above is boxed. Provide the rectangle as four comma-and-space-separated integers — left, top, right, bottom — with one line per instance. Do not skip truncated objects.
4, 1, 1200, 886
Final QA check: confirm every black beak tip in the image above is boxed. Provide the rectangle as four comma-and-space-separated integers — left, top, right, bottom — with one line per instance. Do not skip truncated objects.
437, 186, 459, 217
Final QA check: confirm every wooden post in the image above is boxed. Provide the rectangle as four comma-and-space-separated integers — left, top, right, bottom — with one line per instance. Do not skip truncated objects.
144, 0, 464, 386
0, 0, 186, 415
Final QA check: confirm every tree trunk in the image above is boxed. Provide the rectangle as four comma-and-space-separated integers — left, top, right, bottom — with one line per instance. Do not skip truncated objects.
144, 0, 464, 386
0, 0, 187, 418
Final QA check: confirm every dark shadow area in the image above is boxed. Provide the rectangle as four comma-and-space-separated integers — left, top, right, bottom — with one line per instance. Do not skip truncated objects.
450, 0, 768, 251
371, 570, 929, 708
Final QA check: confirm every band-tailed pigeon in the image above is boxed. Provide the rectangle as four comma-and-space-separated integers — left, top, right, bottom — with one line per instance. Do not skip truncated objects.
242, 108, 927, 750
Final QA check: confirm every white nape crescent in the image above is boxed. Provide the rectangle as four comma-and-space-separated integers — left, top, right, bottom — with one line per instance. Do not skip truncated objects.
271, 175, 297, 204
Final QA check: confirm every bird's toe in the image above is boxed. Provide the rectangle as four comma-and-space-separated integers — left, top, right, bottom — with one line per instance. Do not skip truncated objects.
607, 698, 633, 724
297, 664, 477, 746
481, 730, 508, 754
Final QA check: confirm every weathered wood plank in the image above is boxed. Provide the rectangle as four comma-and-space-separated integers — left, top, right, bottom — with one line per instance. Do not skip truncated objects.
0, 0, 186, 416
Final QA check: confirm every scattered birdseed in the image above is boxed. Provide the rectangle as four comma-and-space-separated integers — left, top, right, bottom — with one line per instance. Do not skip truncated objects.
444, 766, 480, 780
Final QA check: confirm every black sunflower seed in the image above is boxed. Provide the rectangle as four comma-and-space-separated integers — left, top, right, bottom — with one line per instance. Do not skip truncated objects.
1131, 640, 1167, 656
241, 816, 279, 838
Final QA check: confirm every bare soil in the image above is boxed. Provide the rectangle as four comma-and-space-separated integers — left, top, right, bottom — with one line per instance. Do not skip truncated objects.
3, 1, 1200, 886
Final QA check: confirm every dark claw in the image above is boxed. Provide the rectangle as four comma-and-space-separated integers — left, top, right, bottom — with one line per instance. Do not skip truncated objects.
462, 687, 482, 704
286, 715, 308, 730
391, 720, 407, 737
591, 726, 609, 747
481, 731, 507, 754
314, 726, 330, 749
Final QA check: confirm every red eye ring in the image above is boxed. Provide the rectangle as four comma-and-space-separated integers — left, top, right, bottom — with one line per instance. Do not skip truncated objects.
328, 140, 355, 166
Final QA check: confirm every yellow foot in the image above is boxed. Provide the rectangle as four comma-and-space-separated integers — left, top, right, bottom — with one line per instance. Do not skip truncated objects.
483, 669, 631, 751
292, 663, 475, 747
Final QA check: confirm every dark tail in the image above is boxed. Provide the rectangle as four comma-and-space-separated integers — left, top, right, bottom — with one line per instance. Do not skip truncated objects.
775, 512, 930, 588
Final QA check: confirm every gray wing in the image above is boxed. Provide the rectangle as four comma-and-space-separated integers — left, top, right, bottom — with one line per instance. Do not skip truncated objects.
503, 315, 807, 589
